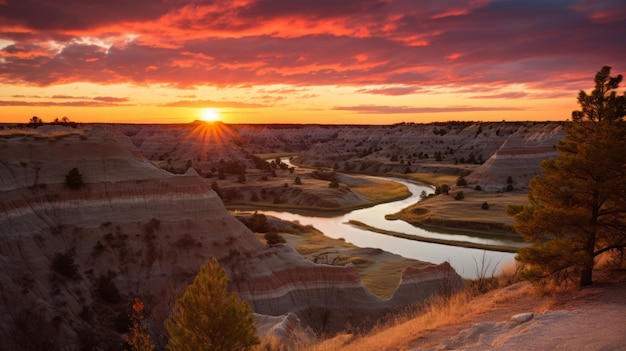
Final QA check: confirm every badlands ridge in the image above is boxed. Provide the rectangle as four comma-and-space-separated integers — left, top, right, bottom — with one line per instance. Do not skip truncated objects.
0, 121, 563, 349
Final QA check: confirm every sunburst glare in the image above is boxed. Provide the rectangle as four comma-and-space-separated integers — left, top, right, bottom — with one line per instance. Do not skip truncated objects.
200, 108, 221, 122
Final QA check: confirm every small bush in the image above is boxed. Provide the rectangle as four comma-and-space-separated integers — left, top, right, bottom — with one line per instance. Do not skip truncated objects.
481, 202, 489, 210
248, 212, 269, 233
440, 184, 450, 195
65, 168, 84, 189
454, 191, 464, 200
294, 176, 302, 185
456, 177, 467, 187
329, 180, 339, 188
97, 274, 122, 303
264, 232, 286, 246
51, 249, 79, 278
474, 185, 482, 191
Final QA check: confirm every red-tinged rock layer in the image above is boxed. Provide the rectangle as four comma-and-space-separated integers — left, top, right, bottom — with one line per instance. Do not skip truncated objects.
0, 126, 461, 348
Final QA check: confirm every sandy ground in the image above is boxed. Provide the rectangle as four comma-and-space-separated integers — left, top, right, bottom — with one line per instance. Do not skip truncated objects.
407, 275, 626, 351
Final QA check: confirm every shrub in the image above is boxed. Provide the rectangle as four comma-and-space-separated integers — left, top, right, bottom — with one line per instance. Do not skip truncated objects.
97, 274, 122, 303
329, 180, 339, 188
456, 176, 467, 186
65, 167, 84, 189
248, 212, 269, 233
454, 191, 464, 200
294, 176, 302, 185
474, 185, 482, 191
264, 232, 286, 246
440, 184, 450, 195
51, 249, 79, 278
481, 202, 490, 210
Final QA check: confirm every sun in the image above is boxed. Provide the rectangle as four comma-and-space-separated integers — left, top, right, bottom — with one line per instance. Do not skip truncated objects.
200, 108, 221, 122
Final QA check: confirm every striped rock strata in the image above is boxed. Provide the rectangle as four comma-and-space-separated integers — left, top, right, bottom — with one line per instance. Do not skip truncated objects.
465, 124, 564, 190
0, 126, 461, 348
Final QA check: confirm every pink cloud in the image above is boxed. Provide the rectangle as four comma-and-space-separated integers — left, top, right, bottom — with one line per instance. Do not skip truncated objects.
333, 104, 525, 114
0, 0, 624, 95
161, 99, 268, 108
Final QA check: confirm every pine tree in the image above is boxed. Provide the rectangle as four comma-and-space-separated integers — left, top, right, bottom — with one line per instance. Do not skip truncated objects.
125, 298, 154, 351
508, 66, 626, 287
166, 258, 259, 351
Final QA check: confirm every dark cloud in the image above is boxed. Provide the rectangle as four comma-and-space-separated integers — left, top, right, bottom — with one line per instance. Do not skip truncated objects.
0, 0, 171, 31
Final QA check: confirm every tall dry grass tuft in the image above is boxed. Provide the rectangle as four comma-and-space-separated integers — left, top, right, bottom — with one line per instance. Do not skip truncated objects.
302, 261, 536, 351
497, 260, 524, 287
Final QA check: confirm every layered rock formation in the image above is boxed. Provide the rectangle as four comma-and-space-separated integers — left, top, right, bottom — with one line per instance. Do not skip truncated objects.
0, 126, 460, 349
465, 124, 564, 190
112, 122, 563, 178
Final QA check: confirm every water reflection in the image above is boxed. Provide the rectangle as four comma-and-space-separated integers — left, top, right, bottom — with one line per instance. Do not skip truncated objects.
251, 174, 519, 279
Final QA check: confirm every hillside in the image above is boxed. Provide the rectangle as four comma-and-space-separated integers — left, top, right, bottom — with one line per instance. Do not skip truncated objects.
0, 125, 459, 349
318, 271, 626, 351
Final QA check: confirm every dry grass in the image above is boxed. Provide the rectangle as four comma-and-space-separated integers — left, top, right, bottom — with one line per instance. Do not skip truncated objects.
387, 188, 528, 234
256, 152, 299, 160
351, 179, 411, 203
400, 172, 459, 187
272, 261, 556, 351
276, 224, 428, 298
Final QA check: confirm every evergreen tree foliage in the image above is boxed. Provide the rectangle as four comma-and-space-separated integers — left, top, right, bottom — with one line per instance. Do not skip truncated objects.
166, 258, 259, 351
125, 298, 154, 351
509, 66, 626, 287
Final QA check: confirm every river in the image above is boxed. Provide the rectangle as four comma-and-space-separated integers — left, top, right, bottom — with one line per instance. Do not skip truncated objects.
244, 166, 521, 279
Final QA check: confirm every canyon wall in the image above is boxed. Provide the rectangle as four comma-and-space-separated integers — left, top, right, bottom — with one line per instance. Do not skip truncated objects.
0, 126, 459, 349
112, 122, 564, 188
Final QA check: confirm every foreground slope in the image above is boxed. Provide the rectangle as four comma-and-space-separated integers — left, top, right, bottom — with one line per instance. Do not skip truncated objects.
0, 126, 460, 349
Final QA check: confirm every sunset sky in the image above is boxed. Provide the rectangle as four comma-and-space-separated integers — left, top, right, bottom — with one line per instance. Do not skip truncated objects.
1, 0, 625, 124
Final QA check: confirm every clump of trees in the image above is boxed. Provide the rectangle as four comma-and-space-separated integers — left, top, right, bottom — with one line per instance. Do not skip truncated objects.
508, 66, 626, 287
166, 258, 259, 350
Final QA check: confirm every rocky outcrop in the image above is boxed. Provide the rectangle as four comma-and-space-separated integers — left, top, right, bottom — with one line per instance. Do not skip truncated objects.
465, 124, 563, 190
0, 126, 461, 349
111, 122, 563, 177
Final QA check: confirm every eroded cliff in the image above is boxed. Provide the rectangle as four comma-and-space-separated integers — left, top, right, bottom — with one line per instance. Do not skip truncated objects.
0, 126, 460, 349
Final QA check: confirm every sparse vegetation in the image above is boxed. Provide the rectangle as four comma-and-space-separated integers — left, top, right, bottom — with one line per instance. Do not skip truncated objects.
65, 167, 84, 189
51, 249, 79, 278
264, 232, 286, 246
96, 273, 122, 303
166, 258, 259, 351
